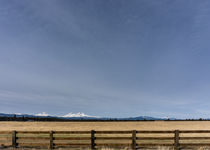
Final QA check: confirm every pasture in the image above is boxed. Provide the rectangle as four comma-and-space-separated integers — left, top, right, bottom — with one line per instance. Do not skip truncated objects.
1, 121, 210, 131
1, 121, 210, 149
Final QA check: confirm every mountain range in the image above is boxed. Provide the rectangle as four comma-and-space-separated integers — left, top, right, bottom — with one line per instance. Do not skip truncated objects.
0, 112, 177, 121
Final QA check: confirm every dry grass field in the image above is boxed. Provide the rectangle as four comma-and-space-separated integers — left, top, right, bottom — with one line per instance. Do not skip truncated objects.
1, 121, 210, 150
0, 121, 210, 131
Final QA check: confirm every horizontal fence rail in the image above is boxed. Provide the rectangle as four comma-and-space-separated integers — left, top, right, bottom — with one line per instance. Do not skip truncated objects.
1, 130, 210, 149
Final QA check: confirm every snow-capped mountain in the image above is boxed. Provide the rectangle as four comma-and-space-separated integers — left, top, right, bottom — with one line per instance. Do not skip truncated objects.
0, 112, 177, 120
35, 112, 50, 117
61, 112, 98, 118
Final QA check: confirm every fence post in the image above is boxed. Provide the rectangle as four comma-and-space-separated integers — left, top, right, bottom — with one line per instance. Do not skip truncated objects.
132, 130, 137, 150
91, 130, 95, 150
50, 131, 54, 150
12, 130, 17, 148
174, 130, 180, 150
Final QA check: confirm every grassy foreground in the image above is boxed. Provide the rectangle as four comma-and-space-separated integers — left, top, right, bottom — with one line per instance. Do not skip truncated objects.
2, 121, 210, 150
2, 147, 210, 150
1, 121, 210, 131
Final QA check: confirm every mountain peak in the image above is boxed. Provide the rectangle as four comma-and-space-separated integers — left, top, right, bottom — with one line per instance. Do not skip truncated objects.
62, 112, 98, 118
35, 112, 50, 117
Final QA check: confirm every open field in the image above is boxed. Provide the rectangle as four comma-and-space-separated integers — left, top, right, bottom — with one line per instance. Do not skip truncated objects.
2, 121, 210, 149
1, 121, 210, 131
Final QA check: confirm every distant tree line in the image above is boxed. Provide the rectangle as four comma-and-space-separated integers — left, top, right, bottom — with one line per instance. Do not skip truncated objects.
0, 115, 67, 121
0, 115, 208, 122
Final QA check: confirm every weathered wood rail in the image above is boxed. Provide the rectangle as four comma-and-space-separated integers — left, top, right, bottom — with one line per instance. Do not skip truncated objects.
1, 130, 210, 149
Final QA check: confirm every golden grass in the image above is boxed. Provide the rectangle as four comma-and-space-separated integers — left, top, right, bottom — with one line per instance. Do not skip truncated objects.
1, 121, 210, 131
3, 147, 210, 150
2, 121, 210, 149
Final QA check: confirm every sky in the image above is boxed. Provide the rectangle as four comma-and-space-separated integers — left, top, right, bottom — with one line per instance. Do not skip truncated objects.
1, 0, 210, 118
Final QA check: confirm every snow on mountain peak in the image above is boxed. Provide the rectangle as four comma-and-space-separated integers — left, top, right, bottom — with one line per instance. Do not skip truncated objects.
62, 112, 98, 118
35, 112, 50, 117
14, 113, 23, 115
14, 112, 99, 118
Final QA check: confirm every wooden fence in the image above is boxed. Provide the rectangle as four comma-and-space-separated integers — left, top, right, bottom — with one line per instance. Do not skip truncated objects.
1, 130, 210, 149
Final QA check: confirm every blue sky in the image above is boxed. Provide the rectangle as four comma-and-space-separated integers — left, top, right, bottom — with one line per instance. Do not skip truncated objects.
1, 0, 210, 118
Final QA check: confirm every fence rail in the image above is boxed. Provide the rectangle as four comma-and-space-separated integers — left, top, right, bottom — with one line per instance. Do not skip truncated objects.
1, 130, 210, 149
